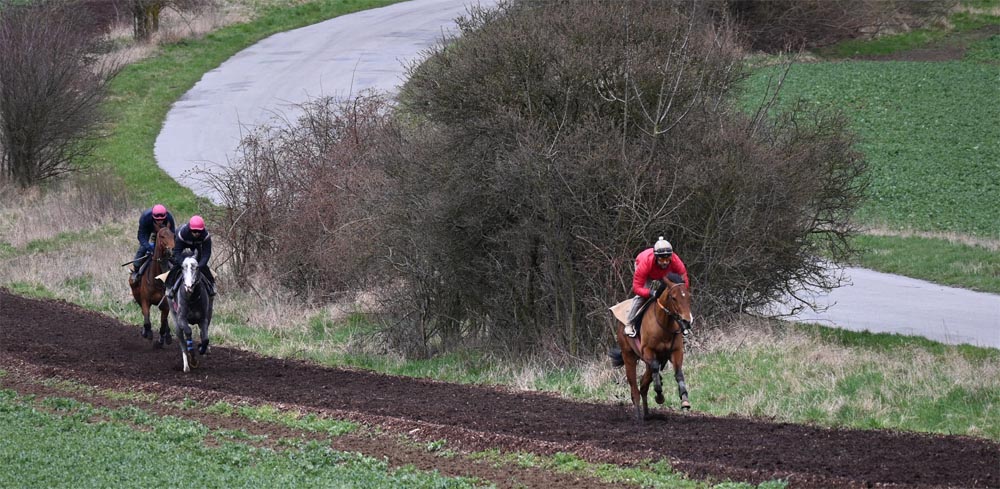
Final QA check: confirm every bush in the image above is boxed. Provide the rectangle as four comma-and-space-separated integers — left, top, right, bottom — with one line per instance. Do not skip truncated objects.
201, 92, 396, 298
0, 0, 120, 187
378, 1, 867, 356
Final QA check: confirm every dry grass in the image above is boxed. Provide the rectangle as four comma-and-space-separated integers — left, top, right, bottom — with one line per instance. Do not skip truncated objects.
0, 173, 132, 248
95, 0, 266, 66
861, 225, 1000, 250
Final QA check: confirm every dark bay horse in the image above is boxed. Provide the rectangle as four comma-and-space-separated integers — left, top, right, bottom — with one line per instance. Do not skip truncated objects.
129, 225, 174, 347
168, 255, 214, 372
611, 277, 694, 422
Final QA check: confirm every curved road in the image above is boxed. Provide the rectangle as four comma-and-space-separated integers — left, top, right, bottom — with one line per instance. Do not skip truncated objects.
153, 0, 1000, 349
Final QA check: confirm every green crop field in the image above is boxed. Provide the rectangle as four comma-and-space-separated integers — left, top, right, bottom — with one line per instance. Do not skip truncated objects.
744, 59, 1000, 238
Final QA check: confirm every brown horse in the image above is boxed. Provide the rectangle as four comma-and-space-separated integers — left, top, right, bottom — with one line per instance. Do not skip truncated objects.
129, 225, 174, 347
611, 278, 694, 422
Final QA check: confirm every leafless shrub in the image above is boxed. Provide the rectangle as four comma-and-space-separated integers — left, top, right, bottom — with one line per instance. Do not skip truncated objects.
0, 1, 121, 187
200, 91, 396, 298
377, 1, 867, 356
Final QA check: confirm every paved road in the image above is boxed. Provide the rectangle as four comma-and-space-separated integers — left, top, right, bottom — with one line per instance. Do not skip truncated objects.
776, 267, 1000, 349
155, 0, 496, 199
153, 0, 999, 349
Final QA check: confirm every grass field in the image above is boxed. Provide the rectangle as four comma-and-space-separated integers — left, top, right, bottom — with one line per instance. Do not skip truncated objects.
744, 59, 1000, 238
741, 8, 1000, 292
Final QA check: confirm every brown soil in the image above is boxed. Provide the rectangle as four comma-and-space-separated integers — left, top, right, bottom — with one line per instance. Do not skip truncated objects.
1, 289, 998, 488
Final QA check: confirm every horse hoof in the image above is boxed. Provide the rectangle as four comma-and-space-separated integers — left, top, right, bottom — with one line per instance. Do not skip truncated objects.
681, 402, 691, 410
163, 335, 172, 345
153, 340, 164, 350
655, 394, 665, 404
141, 329, 151, 339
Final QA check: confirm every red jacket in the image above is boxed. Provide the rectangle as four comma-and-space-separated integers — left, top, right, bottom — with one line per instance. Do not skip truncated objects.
632, 247, 689, 298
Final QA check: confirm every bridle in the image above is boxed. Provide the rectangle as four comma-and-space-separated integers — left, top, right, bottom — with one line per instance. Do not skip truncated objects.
655, 283, 692, 337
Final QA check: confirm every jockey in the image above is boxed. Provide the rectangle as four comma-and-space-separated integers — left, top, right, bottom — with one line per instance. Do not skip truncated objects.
130, 204, 175, 283
624, 236, 689, 337
165, 215, 216, 297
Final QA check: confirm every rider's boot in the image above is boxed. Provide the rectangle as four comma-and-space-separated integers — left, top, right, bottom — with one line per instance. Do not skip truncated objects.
130, 266, 140, 284
624, 296, 642, 338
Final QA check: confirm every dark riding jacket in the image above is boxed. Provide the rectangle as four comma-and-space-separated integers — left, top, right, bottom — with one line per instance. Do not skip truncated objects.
137, 208, 176, 253
172, 224, 212, 270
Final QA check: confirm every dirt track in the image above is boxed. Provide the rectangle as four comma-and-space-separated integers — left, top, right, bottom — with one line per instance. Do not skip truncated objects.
1, 289, 997, 488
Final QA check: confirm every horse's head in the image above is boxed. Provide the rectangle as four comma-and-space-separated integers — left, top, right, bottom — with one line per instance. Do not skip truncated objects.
155, 226, 175, 263
658, 279, 694, 336
180, 256, 200, 296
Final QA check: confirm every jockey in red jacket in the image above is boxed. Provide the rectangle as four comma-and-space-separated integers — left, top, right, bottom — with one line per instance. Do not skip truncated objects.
625, 236, 689, 337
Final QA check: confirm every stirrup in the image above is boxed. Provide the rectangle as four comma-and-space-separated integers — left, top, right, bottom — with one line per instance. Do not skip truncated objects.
624, 324, 637, 338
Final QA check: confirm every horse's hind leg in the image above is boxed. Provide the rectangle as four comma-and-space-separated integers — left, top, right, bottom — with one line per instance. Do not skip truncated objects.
197, 320, 210, 355
155, 306, 171, 348
198, 298, 212, 355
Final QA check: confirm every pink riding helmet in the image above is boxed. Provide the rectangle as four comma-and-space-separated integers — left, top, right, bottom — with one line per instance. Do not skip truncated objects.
151, 204, 167, 219
189, 215, 206, 231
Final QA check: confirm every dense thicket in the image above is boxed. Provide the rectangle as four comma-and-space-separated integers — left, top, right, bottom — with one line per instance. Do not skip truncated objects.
379, 1, 867, 356
214, 2, 869, 358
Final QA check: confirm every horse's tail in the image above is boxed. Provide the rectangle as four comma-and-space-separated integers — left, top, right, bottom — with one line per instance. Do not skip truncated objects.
608, 345, 624, 367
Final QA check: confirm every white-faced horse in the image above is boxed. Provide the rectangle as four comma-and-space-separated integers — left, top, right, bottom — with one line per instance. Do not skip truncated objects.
169, 255, 214, 372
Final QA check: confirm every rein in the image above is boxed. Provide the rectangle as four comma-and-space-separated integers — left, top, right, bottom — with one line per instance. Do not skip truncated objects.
655, 283, 685, 333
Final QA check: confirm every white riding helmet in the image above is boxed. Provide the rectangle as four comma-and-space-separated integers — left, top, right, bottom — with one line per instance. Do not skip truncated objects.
653, 236, 673, 258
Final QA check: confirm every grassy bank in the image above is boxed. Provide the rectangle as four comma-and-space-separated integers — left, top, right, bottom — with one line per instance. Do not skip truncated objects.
93, 0, 400, 217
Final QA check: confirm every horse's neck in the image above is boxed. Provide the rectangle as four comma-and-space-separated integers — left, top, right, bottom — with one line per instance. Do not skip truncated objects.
647, 297, 674, 332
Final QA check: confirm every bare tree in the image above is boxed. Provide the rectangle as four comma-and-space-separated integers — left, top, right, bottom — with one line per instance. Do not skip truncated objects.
124, 0, 207, 42
0, 1, 120, 187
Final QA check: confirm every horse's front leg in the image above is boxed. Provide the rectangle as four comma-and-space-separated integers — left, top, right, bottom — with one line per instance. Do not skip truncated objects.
672, 348, 690, 410
140, 301, 152, 340
638, 366, 653, 420
173, 309, 197, 372
156, 304, 171, 348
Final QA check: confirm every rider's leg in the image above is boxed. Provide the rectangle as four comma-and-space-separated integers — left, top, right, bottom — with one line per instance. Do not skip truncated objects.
165, 267, 179, 298
131, 246, 147, 282
202, 266, 216, 296
624, 295, 643, 337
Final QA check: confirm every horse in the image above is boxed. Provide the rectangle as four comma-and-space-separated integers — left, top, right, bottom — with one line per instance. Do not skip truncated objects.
610, 277, 694, 422
129, 225, 174, 347
168, 254, 214, 372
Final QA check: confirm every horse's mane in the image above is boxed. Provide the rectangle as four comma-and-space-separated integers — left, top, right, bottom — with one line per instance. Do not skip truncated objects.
666, 272, 684, 286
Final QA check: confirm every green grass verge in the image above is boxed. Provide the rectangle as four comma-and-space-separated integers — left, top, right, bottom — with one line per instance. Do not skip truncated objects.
215, 313, 1000, 441
94, 0, 400, 216
851, 234, 1000, 293
469, 450, 787, 489
0, 390, 479, 488
819, 10, 1000, 58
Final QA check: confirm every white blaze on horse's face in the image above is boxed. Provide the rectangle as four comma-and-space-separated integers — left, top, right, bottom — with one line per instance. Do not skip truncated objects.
677, 288, 694, 325
181, 257, 198, 293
